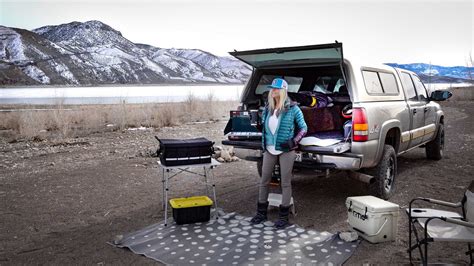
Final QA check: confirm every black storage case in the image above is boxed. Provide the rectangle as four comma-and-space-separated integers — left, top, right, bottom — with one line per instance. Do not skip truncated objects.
172, 205, 211, 225
156, 137, 214, 166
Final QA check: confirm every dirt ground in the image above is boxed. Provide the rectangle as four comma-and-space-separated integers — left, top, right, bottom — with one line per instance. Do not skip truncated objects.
1, 101, 473, 265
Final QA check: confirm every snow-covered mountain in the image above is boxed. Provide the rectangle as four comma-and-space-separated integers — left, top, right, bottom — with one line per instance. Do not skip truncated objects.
385, 63, 473, 84
0, 20, 252, 86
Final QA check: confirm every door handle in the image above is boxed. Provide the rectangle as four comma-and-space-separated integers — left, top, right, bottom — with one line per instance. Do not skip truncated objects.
424, 107, 428, 112
413, 109, 417, 114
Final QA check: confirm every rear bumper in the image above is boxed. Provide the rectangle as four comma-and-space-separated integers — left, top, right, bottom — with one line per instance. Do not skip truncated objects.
222, 140, 363, 170
222, 140, 261, 150
298, 153, 362, 170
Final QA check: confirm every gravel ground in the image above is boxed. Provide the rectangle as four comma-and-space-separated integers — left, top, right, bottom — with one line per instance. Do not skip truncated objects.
1, 101, 473, 265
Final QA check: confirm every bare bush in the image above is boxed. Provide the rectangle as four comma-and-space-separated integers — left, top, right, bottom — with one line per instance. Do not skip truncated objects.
18, 111, 48, 139
0, 99, 237, 141
467, 52, 473, 81
185, 91, 199, 115
157, 103, 180, 127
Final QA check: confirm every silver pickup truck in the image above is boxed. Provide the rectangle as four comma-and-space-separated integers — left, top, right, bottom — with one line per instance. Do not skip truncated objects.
222, 42, 451, 199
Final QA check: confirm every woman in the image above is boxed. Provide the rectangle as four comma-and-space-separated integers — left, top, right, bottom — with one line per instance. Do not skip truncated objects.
251, 78, 307, 229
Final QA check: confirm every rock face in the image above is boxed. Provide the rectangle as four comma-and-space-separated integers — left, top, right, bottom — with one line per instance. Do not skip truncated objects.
0, 20, 252, 86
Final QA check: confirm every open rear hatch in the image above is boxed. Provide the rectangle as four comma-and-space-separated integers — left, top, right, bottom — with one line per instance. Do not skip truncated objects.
229, 43, 344, 68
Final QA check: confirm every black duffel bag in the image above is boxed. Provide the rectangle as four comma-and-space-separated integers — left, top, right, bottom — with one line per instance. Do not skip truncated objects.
155, 137, 214, 166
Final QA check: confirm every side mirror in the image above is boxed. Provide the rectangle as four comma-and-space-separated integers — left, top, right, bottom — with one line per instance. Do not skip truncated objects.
429, 90, 452, 101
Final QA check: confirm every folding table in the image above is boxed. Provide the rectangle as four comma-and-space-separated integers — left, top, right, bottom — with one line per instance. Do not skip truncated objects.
157, 158, 220, 226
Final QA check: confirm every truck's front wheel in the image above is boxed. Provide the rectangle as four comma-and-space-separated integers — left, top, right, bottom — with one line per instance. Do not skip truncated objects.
368, 144, 397, 200
425, 124, 444, 160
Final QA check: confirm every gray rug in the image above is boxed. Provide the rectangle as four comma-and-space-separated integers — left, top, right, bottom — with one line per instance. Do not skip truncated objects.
114, 211, 359, 265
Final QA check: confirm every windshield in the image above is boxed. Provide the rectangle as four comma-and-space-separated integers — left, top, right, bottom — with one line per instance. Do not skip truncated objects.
313, 77, 346, 94
255, 71, 347, 95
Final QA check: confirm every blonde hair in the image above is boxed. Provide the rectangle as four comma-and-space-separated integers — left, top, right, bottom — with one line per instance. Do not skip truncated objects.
268, 88, 288, 113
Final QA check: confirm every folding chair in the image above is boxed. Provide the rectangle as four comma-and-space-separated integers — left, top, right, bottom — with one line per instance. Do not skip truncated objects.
406, 181, 474, 265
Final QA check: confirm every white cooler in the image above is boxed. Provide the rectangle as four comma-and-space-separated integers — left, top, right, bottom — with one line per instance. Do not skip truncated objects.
345, 196, 399, 243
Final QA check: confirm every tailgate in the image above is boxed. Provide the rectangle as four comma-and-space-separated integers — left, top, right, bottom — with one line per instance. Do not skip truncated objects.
222, 140, 351, 154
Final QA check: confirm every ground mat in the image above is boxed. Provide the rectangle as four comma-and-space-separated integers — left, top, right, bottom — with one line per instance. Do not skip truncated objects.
113, 211, 359, 265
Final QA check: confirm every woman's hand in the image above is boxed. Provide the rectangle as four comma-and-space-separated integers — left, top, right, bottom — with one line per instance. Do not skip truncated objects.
281, 138, 297, 150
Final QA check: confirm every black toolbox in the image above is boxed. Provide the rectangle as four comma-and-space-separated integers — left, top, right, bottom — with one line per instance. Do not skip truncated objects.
156, 137, 214, 166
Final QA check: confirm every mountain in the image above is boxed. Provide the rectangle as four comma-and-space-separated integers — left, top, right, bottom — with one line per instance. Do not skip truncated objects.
385, 63, 473, 84
0, 20, 252, 86
1, 21, 472, 86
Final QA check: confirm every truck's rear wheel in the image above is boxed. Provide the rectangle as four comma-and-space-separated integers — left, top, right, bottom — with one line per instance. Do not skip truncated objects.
425, 124, 444, 160
368, 144, 397, 200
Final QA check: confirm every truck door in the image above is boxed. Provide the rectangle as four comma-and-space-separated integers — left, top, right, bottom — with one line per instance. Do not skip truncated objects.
399, 72, 425, 148
411, 75, 437, 143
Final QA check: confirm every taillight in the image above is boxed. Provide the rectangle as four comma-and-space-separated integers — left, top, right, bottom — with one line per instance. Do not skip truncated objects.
352, 108, 369, 142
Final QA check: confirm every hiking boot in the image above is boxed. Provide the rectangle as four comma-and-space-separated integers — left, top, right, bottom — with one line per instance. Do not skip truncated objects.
274, 205, 291, 229
250, 201, 269, 224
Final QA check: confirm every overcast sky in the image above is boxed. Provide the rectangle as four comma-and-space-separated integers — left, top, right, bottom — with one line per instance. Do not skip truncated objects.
1, 0, 472, 66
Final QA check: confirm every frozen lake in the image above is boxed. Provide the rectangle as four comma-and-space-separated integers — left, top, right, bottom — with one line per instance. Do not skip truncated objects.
0, 83, 470, 105
0, 85, 244, 105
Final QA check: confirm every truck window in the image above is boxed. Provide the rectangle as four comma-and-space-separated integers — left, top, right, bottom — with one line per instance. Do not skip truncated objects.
412, 75, 428, 101
378, 72, 399, 94
400, 72, 417, 101
362, 71, 383, 94
255, 75, 303, 94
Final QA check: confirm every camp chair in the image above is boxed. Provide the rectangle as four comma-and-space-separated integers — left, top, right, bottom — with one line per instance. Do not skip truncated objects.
406, 181, 474, 265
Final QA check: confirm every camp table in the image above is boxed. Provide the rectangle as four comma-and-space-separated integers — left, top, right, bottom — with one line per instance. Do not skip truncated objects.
157, 158, 220, 226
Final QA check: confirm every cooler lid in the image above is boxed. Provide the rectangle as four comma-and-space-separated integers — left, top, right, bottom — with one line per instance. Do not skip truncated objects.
346, 196, 399, 213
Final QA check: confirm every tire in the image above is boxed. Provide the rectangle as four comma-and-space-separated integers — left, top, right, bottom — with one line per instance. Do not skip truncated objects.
368, 144, 397, 200
425, 124, 444, 160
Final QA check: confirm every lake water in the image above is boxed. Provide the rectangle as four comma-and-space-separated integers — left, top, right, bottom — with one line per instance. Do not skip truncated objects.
0, 83, 469, 105
0, 85, 244, 105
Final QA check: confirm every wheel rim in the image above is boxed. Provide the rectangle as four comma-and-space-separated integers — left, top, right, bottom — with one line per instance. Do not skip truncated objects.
384, 156, 395, 193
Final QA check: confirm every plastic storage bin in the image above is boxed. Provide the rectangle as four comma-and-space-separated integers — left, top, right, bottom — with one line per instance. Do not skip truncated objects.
345, 196, 399, 243
169, 196, 213, 225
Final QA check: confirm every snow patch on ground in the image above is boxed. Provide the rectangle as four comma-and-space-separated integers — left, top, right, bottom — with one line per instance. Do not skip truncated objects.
91, 46, 138, 62
0, 26, 27, 61
29, 46, 49, 59
21, 65, 50, 84
90, 52, 122, 66
141, 57, 164, 75
50, 61, 79, 84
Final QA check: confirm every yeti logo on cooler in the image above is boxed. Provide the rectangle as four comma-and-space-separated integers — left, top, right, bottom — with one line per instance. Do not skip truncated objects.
352, 210, 368, 221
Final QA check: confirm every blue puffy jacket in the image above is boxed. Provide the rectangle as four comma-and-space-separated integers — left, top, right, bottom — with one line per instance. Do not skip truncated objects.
262, 100, 308, 152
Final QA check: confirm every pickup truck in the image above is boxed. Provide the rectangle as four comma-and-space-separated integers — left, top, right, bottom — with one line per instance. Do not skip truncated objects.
222, 42, 451, 199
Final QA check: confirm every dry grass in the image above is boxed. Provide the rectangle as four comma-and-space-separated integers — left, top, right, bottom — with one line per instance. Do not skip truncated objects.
449, 86, 474, 101
0, 97, 238, 141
